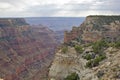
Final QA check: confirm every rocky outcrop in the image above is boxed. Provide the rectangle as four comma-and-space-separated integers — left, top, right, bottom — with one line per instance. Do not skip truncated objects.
49, 16, 120, 80
49, 47, 87, 80
49, 46, 120, 80
64, 16, 120, 43
0, 18, 58, 80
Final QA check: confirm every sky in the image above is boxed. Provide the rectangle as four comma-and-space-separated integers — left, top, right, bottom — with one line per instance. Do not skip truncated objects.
0, 0, 120, 17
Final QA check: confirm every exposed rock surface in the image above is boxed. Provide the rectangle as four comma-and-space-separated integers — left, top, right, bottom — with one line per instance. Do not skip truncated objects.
49, 16, 120, 80
64, 16, 120, 43
0, 18, 58, 80
49, 46, 120, 80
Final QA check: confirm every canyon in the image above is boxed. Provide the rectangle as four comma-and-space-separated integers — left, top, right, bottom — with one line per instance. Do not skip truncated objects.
0, 16, 120, 80
0, 18, 58, 80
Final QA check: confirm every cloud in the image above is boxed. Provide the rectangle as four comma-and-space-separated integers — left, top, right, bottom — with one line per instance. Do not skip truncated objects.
91, 0, 120, 11
0, 0, 119, 17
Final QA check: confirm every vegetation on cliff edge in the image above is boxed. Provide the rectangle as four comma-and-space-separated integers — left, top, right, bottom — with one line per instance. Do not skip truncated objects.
64, 72, 79, 80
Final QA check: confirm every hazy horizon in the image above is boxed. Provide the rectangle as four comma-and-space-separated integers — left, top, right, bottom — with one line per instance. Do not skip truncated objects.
25, 17, 85, 31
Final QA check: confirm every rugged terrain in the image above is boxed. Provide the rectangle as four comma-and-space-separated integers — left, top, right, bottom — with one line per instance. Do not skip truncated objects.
64, 16, 120, 43
49, 16, 120, 80
49, 45, 120, 80
25, 17, 85, 43
0, 18, 58, 80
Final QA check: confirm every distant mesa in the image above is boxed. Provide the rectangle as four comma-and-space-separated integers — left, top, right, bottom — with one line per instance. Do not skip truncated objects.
0, 18, 28, 27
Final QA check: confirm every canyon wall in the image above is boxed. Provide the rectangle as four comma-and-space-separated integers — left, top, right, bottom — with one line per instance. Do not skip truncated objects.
64, 16, 120, 43
0, 18, 58, 80
49, 16, 120, 80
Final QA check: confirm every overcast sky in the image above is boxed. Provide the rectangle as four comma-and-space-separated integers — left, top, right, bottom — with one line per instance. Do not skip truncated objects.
0, 0, 120, 17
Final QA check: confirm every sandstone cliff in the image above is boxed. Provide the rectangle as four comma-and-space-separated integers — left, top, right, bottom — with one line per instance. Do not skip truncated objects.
64, 16, 120, 43
49, 16, 120, 80
0, 18, 58, 80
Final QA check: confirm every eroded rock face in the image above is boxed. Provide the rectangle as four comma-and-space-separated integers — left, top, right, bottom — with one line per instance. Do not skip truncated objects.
64, 16, 120, 43
49, 47, 88, 80
49, 16, 120, 80
49, 46, 120, 80
0, 18, 58, 80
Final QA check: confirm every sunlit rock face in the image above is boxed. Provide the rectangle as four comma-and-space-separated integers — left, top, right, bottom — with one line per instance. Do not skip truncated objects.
0, 18, 58, 80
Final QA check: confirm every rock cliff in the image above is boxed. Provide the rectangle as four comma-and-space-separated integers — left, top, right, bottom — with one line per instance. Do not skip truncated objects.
0, 18, 58, 80
49, 16, 120, 80
64, 16, 120, 43
49, 45, 120, 80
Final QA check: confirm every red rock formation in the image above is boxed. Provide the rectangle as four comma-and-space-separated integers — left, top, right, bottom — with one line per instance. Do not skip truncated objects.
64, 26, 79, 43
0, 18, 58, 80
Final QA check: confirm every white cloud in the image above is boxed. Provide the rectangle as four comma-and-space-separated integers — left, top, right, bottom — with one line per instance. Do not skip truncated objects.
0, 0, 119, 17
0, 2, 12, 9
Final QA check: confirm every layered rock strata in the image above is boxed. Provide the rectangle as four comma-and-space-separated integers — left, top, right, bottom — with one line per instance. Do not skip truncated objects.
0, 18, 57, 80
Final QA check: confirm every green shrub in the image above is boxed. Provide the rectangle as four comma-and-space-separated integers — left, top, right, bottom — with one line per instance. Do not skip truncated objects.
85, 54, 106, 68
107, 41, 120, 48
115, 41, 120, 48
64, 72, 79, 80
99, 54, 106, 61
85, 59, 99, 68
108, 42, 116, 47
92, 43, 101, 53
74, 45, 83, 54
83, 54, 95, 60
93, 54, 106, 65
61, 46, 68, 53
92, 40, 108, 54
85, 60, 93, 68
